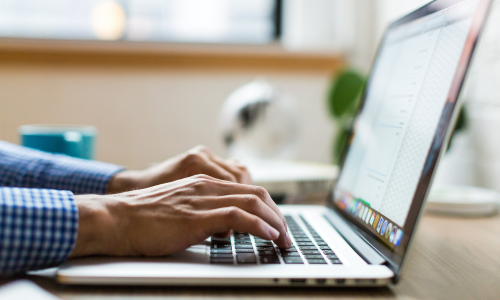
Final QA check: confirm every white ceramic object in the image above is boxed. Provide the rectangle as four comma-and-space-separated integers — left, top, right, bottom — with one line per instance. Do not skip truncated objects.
427, 185, 499, 216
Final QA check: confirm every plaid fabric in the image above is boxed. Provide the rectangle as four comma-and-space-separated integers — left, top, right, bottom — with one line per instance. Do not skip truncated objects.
0, 141, 124, 275
0, 188, 78, 275
0, 141, 123, 194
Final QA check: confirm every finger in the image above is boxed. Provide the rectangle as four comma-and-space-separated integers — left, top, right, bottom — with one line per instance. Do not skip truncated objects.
195, 155, 238, 183
195, 195, 288, 248
195, 147, 251, 184
191, 177, 290, 247
209, 156, 252, 184
202, 207, 280, 242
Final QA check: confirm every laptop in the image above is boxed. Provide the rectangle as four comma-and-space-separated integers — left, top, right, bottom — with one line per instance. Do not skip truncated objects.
56, 0, 492, 286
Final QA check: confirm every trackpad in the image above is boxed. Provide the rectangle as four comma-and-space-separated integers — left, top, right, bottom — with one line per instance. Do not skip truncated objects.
61, 244, 209, 268
164, 244, 208, 263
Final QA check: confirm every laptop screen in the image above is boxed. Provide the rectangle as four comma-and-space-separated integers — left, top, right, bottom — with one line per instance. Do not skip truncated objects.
332, 0, 490, 269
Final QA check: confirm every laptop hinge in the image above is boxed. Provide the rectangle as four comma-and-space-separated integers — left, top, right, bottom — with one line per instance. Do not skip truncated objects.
324, 210, 386, 265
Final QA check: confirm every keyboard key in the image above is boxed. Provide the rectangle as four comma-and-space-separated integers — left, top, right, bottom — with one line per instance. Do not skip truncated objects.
325, 255, 338, 259
211, 237, 231, 243
259, 256, 280, 264
279, 248, 298, 253
254, 238, 270, 242
234, 237, 251, 241
322, 250, 336, 254
281, 252, 300, 257
211, 249, 232, 254
258, 250, 277, 255
211, 243, 231, 249
307, 259, 327, 264
294, 238, 312, 242
296, 242, 315, 246
299, 246, 318, 250
301, 250, 321, 254
255, 242, 273, 247
234, 241, 252, 245
256, 246, 274, 251
304, 255, 324, 259
318, 246, 332, 250
330, 259, 342, 264
236, 253, 257, 264
235, 249, 255, 253
211, 258, 234, 264
234, 234, 250, 238
292, 236, 309, 239
210, 253, 233, 258
235, 245, 253, 249
284, 257, 304, 264
316, 242, 328, 246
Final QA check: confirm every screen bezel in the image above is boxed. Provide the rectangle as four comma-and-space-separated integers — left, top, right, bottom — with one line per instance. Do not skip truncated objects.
329, 0, 492, 281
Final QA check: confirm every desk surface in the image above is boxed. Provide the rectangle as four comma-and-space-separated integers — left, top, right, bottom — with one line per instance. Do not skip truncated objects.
2, 212, 500, 300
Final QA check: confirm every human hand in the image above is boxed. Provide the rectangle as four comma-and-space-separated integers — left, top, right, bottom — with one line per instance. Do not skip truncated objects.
107, 146, 251, 193
71, 175, 291, 258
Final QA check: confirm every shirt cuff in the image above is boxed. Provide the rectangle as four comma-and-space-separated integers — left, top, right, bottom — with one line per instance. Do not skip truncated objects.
0, 188, 78, 275
44, 154, 124, 195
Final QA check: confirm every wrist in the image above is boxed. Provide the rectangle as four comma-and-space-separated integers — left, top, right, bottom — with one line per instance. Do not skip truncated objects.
107, 170, 143, 194
70, 195, 118, 257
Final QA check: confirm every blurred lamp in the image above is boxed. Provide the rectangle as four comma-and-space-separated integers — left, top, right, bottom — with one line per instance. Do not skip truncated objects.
219, 80, 299, 161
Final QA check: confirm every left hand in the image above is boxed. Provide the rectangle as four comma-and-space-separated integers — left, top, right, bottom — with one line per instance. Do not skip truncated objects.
107, 145, 251, 193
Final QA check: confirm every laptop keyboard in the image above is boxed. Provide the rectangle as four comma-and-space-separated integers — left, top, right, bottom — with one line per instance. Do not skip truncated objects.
210, 215, 342, 265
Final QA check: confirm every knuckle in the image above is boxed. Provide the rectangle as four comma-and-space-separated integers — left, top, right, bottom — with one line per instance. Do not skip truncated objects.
238, 165, 249, 173
249, 215, 261, 228
225, 173, 237, 182
244, 194, 261, 209
253, 186, 269, 199
193, 145, 209, 153
193, 174, 212, 180
190, 175, 213, 189
225, 206, 242, 222
184, 152, 203, 163
281, 217, 288, 230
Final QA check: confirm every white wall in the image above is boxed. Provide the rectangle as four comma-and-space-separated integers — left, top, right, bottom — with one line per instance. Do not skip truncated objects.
461, 0, 500, 191
0, 63, 335, 170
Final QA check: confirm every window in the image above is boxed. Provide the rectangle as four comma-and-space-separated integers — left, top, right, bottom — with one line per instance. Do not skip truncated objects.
0, 0, 280, 44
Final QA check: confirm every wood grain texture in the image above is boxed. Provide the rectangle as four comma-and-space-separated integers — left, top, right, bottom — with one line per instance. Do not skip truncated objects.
1, 213, 499, 300
0, 39, 345, 74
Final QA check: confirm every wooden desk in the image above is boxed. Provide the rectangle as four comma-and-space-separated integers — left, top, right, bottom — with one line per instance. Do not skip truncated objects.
2, 212, 500, 300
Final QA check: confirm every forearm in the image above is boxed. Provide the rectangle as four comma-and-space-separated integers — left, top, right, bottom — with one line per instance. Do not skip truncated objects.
0, 140, 124, 194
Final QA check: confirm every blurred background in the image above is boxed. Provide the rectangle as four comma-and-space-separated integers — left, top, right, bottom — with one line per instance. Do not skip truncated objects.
0, 0, 499, 192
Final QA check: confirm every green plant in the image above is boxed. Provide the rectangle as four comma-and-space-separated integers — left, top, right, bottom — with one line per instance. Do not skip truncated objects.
327, 69, 366, 164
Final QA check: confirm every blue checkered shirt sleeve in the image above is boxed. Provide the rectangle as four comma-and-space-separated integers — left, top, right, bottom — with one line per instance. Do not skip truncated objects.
0, 188, 78, 275
0, 141, 123, 194
0, 141, 124, 275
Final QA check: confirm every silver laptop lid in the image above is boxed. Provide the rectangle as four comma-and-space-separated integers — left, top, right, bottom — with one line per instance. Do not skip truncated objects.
330, 0, 492, 281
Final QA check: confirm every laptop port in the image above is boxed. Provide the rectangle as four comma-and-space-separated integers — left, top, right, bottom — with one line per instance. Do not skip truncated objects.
336, 279, 346, 284
355, 279, 377, 285
290, 278, 307, 284
316, 279, 326, 285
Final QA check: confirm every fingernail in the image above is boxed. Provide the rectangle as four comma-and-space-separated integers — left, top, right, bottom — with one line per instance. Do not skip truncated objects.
268, 227, 280, 240
286, 232, 292, 247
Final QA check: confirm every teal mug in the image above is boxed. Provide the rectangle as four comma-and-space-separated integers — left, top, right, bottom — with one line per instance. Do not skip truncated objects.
19, 125, 97, 160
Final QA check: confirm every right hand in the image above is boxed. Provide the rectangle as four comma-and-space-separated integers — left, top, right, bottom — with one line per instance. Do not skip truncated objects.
71, 175, 291, 257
